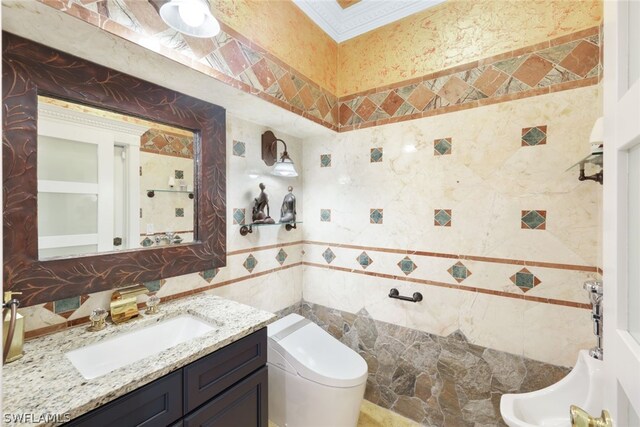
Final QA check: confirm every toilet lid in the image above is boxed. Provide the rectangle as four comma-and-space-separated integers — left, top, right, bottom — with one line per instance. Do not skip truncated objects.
268, 315, 368, 388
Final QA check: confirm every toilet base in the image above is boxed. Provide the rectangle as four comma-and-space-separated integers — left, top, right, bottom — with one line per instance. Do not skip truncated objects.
268, 363, 366, 427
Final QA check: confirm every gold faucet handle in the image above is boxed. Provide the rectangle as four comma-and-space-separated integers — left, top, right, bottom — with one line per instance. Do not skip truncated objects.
570, 405, 613, 427
88, 308, 108, 332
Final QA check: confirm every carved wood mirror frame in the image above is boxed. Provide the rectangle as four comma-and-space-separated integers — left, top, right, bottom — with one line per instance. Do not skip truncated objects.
3, 33, 226, 306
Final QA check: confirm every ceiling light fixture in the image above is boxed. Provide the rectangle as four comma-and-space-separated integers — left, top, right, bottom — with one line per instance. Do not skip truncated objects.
160, 0, 220, 38
261, 131, 298, 177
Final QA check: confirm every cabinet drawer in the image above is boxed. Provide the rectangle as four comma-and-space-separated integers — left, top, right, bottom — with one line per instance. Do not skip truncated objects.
184, 328, 266, 412
65, 370, 183, 427
183, 366, 268, 427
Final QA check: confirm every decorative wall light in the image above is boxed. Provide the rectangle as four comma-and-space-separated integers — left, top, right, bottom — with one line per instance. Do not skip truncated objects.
159, 0, 220, 38
261, 131, 298, 177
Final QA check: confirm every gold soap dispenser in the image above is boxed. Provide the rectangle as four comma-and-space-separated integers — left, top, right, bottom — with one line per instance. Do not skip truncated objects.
3, 291, 24, 364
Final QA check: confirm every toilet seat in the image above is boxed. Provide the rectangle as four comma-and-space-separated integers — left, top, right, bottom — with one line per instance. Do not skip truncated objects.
267, 314, 368, 388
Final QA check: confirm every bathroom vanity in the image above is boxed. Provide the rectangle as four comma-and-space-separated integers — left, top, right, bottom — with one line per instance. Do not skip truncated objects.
1, 295, 274, 427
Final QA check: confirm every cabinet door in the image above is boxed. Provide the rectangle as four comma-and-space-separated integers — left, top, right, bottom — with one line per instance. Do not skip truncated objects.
183, 367, 268, 427
184, 328, 267, 412
65, 370, 183, 427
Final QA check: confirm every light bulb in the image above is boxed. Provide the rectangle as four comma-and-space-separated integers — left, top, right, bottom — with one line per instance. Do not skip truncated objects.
179, 3, 206, 27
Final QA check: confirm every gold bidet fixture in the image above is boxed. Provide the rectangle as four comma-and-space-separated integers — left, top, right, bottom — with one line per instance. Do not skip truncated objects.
110, 285, 149, 324
570, 405, 613, 427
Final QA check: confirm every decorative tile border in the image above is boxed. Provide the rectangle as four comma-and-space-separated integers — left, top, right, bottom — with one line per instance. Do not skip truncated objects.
320, 154, 332, 167
275, 248, 288, 265
370, 208, 384, 224
232, 140, 246, 157
232, 208, 246, 225
51, 0, 339, 130
434, 138, 452, 156
320, 209, 332, 222
243, 254, 258, 273
338, 27, 601, 132
37, 2, 598, 134
434, 209, 452, 226
521, 210, 547, 230
511, 268, 541, 293
140, 128, 194, 159
448, 261, 472, 283
357, 252, 373, 269
397, 256, 417, 276
370, 147, 383, 162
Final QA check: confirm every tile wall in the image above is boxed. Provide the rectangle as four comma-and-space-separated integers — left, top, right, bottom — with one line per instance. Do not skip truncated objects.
302, 85, 603, 368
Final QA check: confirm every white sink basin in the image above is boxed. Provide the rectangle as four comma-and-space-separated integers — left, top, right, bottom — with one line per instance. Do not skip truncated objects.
66, 314, 215, 379
500, 350, 607, 427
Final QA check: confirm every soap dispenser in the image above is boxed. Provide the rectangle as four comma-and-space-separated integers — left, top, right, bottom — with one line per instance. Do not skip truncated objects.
3, 291, 24, 363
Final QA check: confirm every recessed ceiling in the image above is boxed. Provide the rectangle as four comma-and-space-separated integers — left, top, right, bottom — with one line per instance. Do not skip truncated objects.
293, 0, 446, 43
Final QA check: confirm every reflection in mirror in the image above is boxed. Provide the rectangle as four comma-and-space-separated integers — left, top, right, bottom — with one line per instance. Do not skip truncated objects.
37, 96, 195, 260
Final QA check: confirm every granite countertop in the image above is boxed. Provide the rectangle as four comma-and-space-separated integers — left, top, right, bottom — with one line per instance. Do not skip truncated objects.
2, 294, 276, 427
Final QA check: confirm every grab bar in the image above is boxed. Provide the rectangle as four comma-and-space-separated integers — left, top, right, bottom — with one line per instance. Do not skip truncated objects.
389, 288, 423, 303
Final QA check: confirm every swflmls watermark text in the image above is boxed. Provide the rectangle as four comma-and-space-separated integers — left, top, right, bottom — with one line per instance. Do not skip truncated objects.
3, 413, 71, 423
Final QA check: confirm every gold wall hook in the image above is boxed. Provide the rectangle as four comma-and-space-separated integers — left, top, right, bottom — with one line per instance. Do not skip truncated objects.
570, 405, 613, 427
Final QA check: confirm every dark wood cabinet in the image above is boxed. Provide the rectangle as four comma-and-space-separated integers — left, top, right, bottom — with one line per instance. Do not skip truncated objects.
65, 329, 267, 427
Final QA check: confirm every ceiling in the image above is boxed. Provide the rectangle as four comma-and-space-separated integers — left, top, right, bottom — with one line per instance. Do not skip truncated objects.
293, 0, 446, 43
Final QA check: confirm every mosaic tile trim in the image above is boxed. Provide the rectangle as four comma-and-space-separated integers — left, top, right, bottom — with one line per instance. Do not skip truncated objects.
434, 209, 452, 227
448, 261, 472, 283
233, 208, 246, 225
320, 154, 332, 167
434, 138, 452, 156
522, 125, 548, 146
232, 140, 246, 157
140, 128, 194, 159
398, 256, 417, 276
338, 27, 601, 131
275, 248, 288, 266
370, 209, 384, 224
370, 147, 383, 163
243, 254, 258, 273
320, 209, 332, 222
510, 268, 542, 293
293, 301, 570, 426
59, 0, 338, 130
356, 252, 373, 270
521, 210, 547, 230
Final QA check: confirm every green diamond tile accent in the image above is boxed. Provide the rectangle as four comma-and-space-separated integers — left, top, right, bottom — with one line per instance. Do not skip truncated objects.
199, 268, 219, 283
397, 256, 417, 276
370, 209, 383, 224
233, 208, 245, 225
320, 209, 331, 222
370, 147, 383, 163
53, 296, 81, 314
434, 209, 452, 226
448, 261, 472, 283
434, 138, 452, 155
521, 210, 546, 230
320, 154, 331, 167
143, 280, 164, 293
356, 252, 373, 269
175, 208, 184, 217
175, 170, 184, 179
232, 140, 246, 157
322, 248, 336, 264
521, 126, 547, 146
141, 237, 154, 247
510, 268, 541, 293
243, 254, 258, 273
276, 248, 288, 265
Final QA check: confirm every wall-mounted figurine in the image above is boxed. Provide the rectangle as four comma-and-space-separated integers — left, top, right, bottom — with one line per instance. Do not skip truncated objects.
252, 183, 275, 224
279, 186, 296, 223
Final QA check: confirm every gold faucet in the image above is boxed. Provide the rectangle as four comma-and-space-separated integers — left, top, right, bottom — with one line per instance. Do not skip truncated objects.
110, 285, 148, 324
570, 405, 613, 427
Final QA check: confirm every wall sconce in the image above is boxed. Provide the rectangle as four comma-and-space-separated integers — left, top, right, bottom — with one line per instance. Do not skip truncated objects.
261, 131, 298, 177
160, 0, 220, 38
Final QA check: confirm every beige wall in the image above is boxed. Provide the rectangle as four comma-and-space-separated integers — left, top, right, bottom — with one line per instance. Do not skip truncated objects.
212, 0, 338, 93
302, 84, 602, 367
337, 0, 602, 96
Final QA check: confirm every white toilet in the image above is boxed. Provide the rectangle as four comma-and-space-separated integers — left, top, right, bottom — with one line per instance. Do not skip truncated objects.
267, 313, 368, 427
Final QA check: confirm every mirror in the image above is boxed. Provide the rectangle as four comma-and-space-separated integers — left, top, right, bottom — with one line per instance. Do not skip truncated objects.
37, 97, 195, 259
3, 33, 226, 307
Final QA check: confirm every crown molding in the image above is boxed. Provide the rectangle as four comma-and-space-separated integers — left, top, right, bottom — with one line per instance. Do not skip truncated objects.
292, 0, 445, 42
